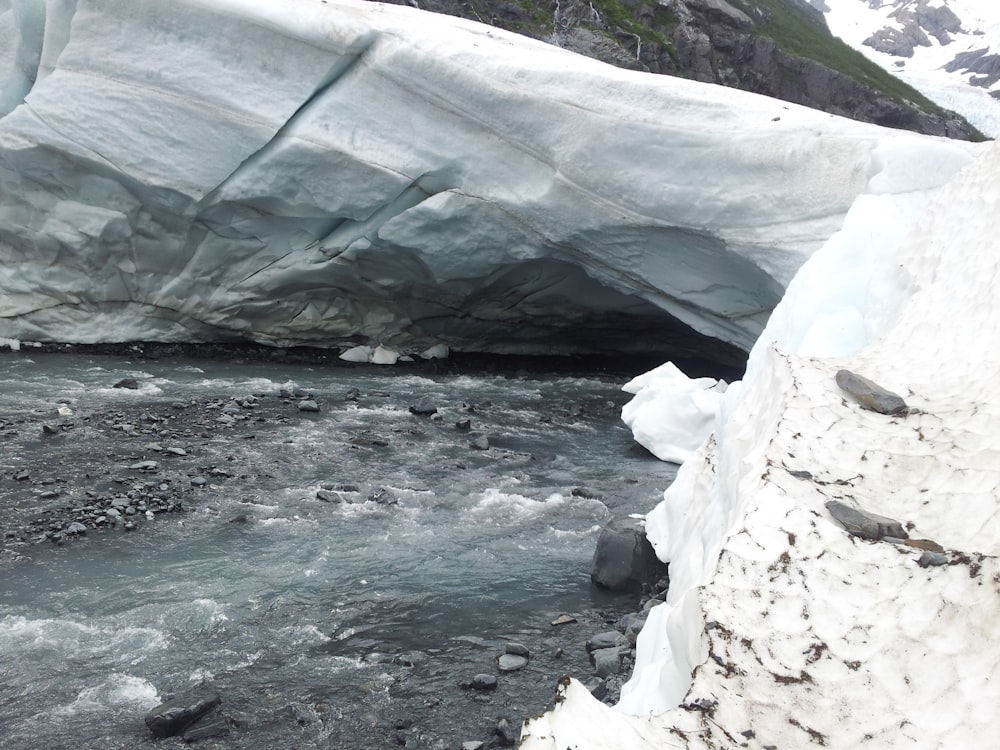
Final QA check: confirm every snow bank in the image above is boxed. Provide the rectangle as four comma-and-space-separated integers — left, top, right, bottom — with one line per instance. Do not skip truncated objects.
524, 135, 1000, 750
620, 362, 727, 465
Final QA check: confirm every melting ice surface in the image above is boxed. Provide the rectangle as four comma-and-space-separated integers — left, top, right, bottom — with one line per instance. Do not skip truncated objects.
0, 354, 677, 749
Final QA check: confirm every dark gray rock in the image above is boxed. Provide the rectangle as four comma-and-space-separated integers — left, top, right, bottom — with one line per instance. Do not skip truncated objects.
497, 653, 528, 672
315, 489, 343, 503
182, 713, 230, 742
835, 369, 908, 415
504, 642, 529, 657
455, 418, 472, 431
113, 378, 139, 389
367, 486, 398, 505
408, 398, 438, 416
586, 631, 623, 652
826, 500, 908, 541
917, 551, 949, 568
469, 674, 497, 691
591, 647, 624, 678
590, 516, 669, 593
582, 676, 608, 700
495, 718, 516, 746
144, 685, 221, 738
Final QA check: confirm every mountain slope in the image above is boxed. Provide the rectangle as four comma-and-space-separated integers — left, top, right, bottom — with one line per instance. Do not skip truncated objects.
811, 0, 1000, 135
382, 0, 984, 139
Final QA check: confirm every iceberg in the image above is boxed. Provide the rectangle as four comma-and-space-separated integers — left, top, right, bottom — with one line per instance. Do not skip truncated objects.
523, 137, 1000, 748
0, 0, 981, 357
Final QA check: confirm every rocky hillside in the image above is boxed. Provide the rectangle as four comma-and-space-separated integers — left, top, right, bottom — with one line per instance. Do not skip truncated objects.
381, 0, 984, 139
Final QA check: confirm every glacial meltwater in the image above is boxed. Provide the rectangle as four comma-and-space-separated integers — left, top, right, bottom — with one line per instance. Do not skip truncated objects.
0, 350, 678, 749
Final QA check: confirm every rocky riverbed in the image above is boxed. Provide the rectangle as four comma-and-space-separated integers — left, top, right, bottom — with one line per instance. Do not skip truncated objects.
0, 344, 678, 749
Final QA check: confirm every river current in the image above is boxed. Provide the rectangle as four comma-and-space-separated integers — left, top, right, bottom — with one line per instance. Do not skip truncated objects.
0, 351, 677, 748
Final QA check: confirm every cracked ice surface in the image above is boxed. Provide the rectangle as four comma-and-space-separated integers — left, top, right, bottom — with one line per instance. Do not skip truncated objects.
521, 138, 1000, 747
0, 0, 980, 354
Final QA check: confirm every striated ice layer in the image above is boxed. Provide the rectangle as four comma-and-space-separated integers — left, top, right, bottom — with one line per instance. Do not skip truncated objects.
0, 0, 982, 355
522, 136, 1000, 748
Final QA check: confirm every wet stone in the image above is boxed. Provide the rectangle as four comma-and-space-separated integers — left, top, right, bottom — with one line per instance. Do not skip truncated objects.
470, 435, 490, 451
591, 647, 624, 678
497, 653, 527, 672
144, 685, 221, 738
505, 643, 530, 657
468, 674, 498, 691
587, 631, 622, 651
297, 399, 321, 412
409, 397, 438, 416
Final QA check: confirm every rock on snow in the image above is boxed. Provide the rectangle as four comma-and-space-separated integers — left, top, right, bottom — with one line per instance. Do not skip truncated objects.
0, 0, 982, 355
522, 140, 1000, 747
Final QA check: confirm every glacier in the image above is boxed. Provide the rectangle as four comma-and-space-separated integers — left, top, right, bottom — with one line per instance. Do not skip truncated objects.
0, 0, 981, 358
3, 1, 999, 746
523, 126, 1000, 750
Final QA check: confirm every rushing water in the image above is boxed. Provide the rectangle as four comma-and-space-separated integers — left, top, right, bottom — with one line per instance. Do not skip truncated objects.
0, 351, 677, 748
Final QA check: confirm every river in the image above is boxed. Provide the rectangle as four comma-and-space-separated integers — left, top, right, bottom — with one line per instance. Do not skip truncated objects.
0, 349, 679, 748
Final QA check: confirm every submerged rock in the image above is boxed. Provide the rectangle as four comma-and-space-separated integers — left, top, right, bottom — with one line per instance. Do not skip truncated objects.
409, 398, 438, 416
144, 684, 221, 738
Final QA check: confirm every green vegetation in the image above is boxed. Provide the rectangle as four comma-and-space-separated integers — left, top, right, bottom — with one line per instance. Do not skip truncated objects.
588, 0, 675, 46
730, 0, 950, 115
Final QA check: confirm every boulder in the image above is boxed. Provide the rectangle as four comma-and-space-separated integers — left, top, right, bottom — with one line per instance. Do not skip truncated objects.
144, 685, 221, 739
590, 516, 669, 593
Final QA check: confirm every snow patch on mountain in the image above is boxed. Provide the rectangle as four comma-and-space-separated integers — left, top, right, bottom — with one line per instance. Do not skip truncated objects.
815, 0, 1000, 135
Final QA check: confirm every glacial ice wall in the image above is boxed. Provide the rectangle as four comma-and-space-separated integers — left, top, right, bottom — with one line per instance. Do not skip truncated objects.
0, 0, 978, 355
